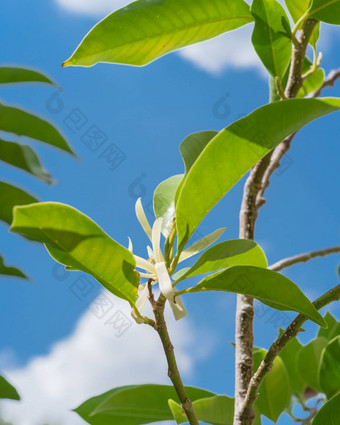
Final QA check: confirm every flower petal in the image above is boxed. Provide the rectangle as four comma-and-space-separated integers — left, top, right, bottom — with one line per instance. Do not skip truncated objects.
135, 198, 152, 241
179, 228, 226, 263
134, 254, 157, 274
152, 217, 164, 263
169, 297, 187, 321
156, 261, 175, 300
131, 285, 149, 324
128, 237, 133, 253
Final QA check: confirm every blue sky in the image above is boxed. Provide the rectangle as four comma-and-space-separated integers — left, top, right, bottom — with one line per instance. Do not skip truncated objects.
1, 1, 339, 424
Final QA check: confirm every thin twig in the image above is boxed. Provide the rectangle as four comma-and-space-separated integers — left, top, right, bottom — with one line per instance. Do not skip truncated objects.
310, 67, 340, 98
270, 246, 340, 272
239, 283, 340, 421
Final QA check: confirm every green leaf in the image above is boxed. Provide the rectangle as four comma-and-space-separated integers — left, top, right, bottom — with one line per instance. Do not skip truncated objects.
183, 266, 326, 327
154, 174, 183, 237
175, 98, 340, 251
0, 66, 54, 85
63, 0, 253, 67
308, 0, 340, 25
318, 312, 340, 341
0, 181, 38, 226
251, 0, 292, 80
312, 393, 340, 424
279, 333, 305, 396
299, 67, 325, 98
0, 254, 28, 279
284, 0, 310, 22
297, 337, 328, 392
75, 384, 214, 425
0, 103, 73, 155
254, 349, 290, 422
174, 239, 267, 284
0, 139, 52, 183
10, 202, 139, 304
169, 395, 234, 425
0, 375, 20, 400
319, 336, 340, 399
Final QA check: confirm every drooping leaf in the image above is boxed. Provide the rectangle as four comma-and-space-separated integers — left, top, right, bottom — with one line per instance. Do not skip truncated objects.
278, 331, 305, 396
63, 0, 253, 67
75, 384, 214, 425
297, 337, 328, 392
0, 103, 73, 154
254, 349, 290, 422
0, 181, 38, 226
0, 255, 28, 279
284, 0, 310, 22
319, 336, 340, 399
308, 0, 340, 25
175, 98, 340, 250
251, 0, 292, 80
312, 393, 340, 424
318, 312, 340, 341
154, 174, 183, 237
0, 66, 54, 85
174, 239, 267, 284
183, 266, 326, 327
0, 139, 52, 183
10, 202, 139, 304
0, 375, 20, 400
169, 395, 234, 425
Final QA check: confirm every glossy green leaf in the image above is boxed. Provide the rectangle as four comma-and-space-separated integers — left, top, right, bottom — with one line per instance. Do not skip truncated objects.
284, 0, 310, 22
75, 384, 214, 425
176, 98, 340, 250
279, 333, 305, 396
10, 202, 139, 304
254, 349, 290, 422
319, 336, 340, 398
0, 139, 52, 183
0, 375, 20, 400
169, 395, 234, 425
297, 337, 328, 392
0, 181, 38, 226
308, 0, 340, 25
0, 103, 73, 155
154, 174, 183, 237
0, 255, 27, 279
312, 393, 340, 424
63, 0, 253, 67
318, 312, 340, 340
175, 239, 267, 284
183, 266, 326, 327
251, 0, 292, 80
299, 67, 325, 98
0, 66, 54, 85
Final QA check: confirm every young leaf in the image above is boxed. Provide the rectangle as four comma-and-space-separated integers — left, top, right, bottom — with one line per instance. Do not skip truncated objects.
182, 266, 326, 327
254, 349, 290, 422
308, 0, 340, 25
175, 239, 267, 284
0, 103, 73, 155
251, 0, 292, 80
318, 312, 340, 341
63, 0, 253, 67
169, 395, 234, 425
284, 0, 310, 22
0, 139, 52, 183
10, 202, 139, 304
279, 333, 305, 396
0, 66, 54, 85
319, 336, 340, 399
154, 174, 183, 237
0, 375, 20, 400
0, 255, 28, 279
297, 337, 328, 392
175, 98, 340, 251
75, 384, 214, 425
0, 181, 38, 226
312, 393, 340, 424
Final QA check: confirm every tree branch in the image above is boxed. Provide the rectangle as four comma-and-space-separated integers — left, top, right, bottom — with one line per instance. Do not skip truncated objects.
239, 283, 340, 421
148, 284, 199, 425
270, 245, 340, 272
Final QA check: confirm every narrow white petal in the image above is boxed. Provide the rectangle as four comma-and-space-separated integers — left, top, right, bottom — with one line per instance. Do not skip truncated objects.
169, 297, 187, 321
156, 262, 175, 300
179, 228, 226, 262
135, 198, 152, 241
128, 237, 133, 253
139, 272, 156, 279
147, 245, 154, 259
152, 217, 164, 263
134, 255, 157, 274
131, 286, 149, 324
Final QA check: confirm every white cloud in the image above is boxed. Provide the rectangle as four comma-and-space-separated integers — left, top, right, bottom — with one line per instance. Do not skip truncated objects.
0, 292, 210, 425
56, 0, 131, 17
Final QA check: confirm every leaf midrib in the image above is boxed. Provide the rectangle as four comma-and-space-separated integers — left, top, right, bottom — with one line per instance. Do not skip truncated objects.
309, 0, 339, 16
